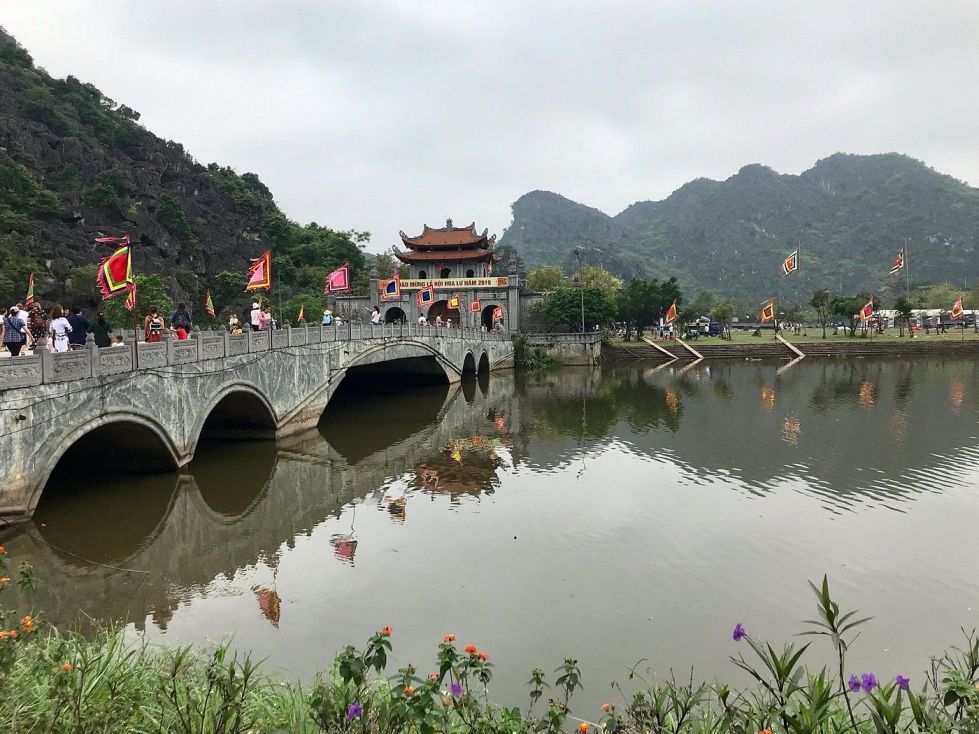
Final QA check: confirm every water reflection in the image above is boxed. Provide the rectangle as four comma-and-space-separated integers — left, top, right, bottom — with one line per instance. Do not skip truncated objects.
5, 358, 979, 707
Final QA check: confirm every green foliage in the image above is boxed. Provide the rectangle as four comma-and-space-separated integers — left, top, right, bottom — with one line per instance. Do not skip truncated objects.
810, 288, 833, 338
23, 85, 73, 135
62, 264, 101, 307
81, 183, 123, 217
0, 31, 34, 68
708, 300, 736, 338
513, 334, 558, 370
281, 294, 327, 325
574, 265, 623, 292
155, 194, 197, 244
616, 276, 682, 336
679, 290, 716, 324
832, 293, 875, 336
535, 286, 617, 332
527, 265, 565, 292
102, 274, 172, 328
0, 154, 62, 220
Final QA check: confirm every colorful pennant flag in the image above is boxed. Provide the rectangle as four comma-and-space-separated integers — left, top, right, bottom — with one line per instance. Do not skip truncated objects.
469, 299, 481, 313
760, 301, 775, 322
25, 273, 34, 306
124, 283, 137, 312
665, 300, 678, 324
416, 285, 435, 307
297, 303, 305, 322
448, 294, 461, 310
325, 261, 351, 293
859, 299, 874, 322
889, 247, 905, 275
493, 306, 504, 320
380, 269, 401, 301
245, 250, 272, 291
781, 248, 799, 277
204, 291, 215, 317
951, 297, 964, 320
97, 244, 134, 298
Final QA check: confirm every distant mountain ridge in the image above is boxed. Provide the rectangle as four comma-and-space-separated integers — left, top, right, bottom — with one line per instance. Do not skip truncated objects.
500, 154, 979, 301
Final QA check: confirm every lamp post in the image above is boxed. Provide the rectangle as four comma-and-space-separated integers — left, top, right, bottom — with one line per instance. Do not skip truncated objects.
573, 247, 584, 333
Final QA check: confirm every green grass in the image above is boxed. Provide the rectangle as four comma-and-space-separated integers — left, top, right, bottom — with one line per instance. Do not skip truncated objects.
616, 327, 979, 346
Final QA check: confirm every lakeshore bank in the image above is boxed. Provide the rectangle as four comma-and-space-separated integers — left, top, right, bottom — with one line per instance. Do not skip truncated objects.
605, 334, 979, 361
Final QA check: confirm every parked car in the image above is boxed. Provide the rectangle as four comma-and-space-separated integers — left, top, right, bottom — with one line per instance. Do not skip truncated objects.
834, 322, 851, 335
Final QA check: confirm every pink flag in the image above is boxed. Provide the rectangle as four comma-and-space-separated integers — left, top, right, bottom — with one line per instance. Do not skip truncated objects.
325, 261, 351, 293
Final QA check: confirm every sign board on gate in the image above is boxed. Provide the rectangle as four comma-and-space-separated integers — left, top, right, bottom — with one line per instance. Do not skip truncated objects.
396, 277, 509, 290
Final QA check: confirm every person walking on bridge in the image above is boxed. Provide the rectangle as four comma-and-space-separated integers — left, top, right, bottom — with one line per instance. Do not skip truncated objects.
48, 305, 72, 353
171, 302, 193, 334
144, 306, 165, 343
66, 307, 90, 350
250, 302, 262, 332
1, 306, 27, 357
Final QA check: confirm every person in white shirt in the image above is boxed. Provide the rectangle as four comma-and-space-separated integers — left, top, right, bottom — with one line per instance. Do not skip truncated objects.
371, 306, 381, 325
249, 302, 262, 331
48, 304, 72, 353
417, 315, 427, 326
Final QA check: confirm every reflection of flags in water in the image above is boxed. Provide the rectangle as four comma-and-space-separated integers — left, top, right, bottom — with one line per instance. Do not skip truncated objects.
246, 250, 272, 291
859, 300, 874, 321
951, 296, 964, 319
859, 380, 875, 408
25, 273, 34, 306
760, 301, 775, 322
204, 291, 215, 317
890, 247, 905, 275
665, 389, 679, 414
760, 386, 776, 411
781, 248, 799, 276
124, 284, 137, 312
665, 300, 677, 324
330, 534, 358, 564
325, 261, 351, 293
469, 299, 481, 313
416, 285, 434, 307
251, 586, 281, 627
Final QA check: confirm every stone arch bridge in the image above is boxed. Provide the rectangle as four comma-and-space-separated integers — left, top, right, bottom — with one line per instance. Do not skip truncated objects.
0, 323, 513, 521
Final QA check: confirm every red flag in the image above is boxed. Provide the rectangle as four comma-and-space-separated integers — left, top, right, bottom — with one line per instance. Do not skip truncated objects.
760, 301, 775, 322
469, 299, 481, 313
859, 300, 874, 321
416, 285, 435, 307
325, 261, 351, 293
97, 245, 134, 298
124, 284, 137, 312
665, 300, 678, 324
246, 250, 272, 291
204, 291, 215, 317
890, 247, 905, 275
781, 249, 799, 276
951, 297, 964, 320
24, 273, 34, 306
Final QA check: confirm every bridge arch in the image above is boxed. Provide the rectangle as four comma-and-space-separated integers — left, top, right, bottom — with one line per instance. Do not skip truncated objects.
192, 383, 278, 446
478, 351, 490, 374
32, 412, 181, 514
384, 307, 407, 324
462, 351, 476, 375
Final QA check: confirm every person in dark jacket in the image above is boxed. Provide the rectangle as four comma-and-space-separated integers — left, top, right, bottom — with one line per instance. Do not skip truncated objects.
66, 307, 90, 349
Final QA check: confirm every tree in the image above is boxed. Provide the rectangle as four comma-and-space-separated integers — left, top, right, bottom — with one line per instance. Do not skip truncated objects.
709, 301, 736, 339
615, 277, 682, 338
894, 295, 914, 337
810, 289, 833, 338
537, 287, 617, 332
831, 293, 873, 337
573, 265, 622, 293
102, 274, 173, 335
528, 265, 565, 293
679, 290, 715, 325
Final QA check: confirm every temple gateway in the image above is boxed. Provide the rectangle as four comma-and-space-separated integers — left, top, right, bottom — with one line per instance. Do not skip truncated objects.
336, 219, 530, 330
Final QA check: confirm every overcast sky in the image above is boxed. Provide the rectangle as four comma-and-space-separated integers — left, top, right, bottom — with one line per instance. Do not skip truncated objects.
2, 1, 978, 252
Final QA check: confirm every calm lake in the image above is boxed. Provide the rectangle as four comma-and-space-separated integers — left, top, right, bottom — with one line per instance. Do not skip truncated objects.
7, 358, 979, 709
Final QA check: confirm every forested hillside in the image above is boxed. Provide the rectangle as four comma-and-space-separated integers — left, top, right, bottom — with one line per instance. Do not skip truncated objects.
0, 29, 366, 318
501, 154, 979, 301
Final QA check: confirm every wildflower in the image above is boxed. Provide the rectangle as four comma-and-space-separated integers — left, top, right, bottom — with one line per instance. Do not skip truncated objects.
404, 685, 415, 696
896, 674, 910, 691
346, 701, 363, 721
0, 577, 10, 585
429, 673, 438, 681
578, 723, 589, 732
61, 662, 73, 673
732, 623, 746, 641
464, 643, 478, 654
19, 615, 33, 633
450, 681, 463, 697
443, 633, 456, 643
0, 545, 6, 554
601, 703, 612, 712
0, 631, 6, 641
380, 625, 393, 636
477, 650, 490, 661
861, 673, 877, 692
7, 630, 17, 639
760, 729, 773, 734
848, 675, 861, 692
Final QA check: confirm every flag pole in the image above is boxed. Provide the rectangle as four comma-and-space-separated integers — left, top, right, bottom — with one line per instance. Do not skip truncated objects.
905, 237, 911, 301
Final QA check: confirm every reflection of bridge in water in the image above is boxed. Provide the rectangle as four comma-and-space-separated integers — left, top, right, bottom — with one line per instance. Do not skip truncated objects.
6, 373, 517, 631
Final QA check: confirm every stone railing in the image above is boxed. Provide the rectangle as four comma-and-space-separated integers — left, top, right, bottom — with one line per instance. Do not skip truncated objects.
0, 323, 510, 389
522, 332, 602, 366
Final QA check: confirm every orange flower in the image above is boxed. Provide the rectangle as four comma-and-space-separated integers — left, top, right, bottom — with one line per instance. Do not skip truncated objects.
0, 631, 7, 641
464, 644, 478, 654
760, 729, 773, 734
19, 616, 33, 633
0, 577, 10, 585
476, 651, 489, 661
61, 662, 73, 673
443, 633, 457, 643
404, 685, 415, 696
428, 673, 438, 681
601, 703, 612, 712
7, 630, 17, 639
381, 625, 393, 636
577, 724, 589, 733
0, 545, 6, 554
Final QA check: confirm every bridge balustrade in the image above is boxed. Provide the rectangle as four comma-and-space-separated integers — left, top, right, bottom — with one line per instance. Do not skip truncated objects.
0, 322, 510, 389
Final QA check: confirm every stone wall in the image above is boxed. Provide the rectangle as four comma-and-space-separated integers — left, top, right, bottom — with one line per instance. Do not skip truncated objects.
523, 333, 602, 366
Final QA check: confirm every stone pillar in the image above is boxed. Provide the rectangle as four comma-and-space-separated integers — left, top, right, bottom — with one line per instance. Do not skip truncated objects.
86, 332, 100, 377
507, 256, 520, 332
369, 266, 379, 310
191, 325, 202, 362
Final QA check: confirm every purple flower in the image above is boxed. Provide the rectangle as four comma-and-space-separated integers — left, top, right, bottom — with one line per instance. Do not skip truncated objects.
732, 623, 746, 641
896, 675, 910, 691
346, 701, 363, 721
861, 673, 877, 692
450, 681, 463, 697
848, 675, 861, 692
